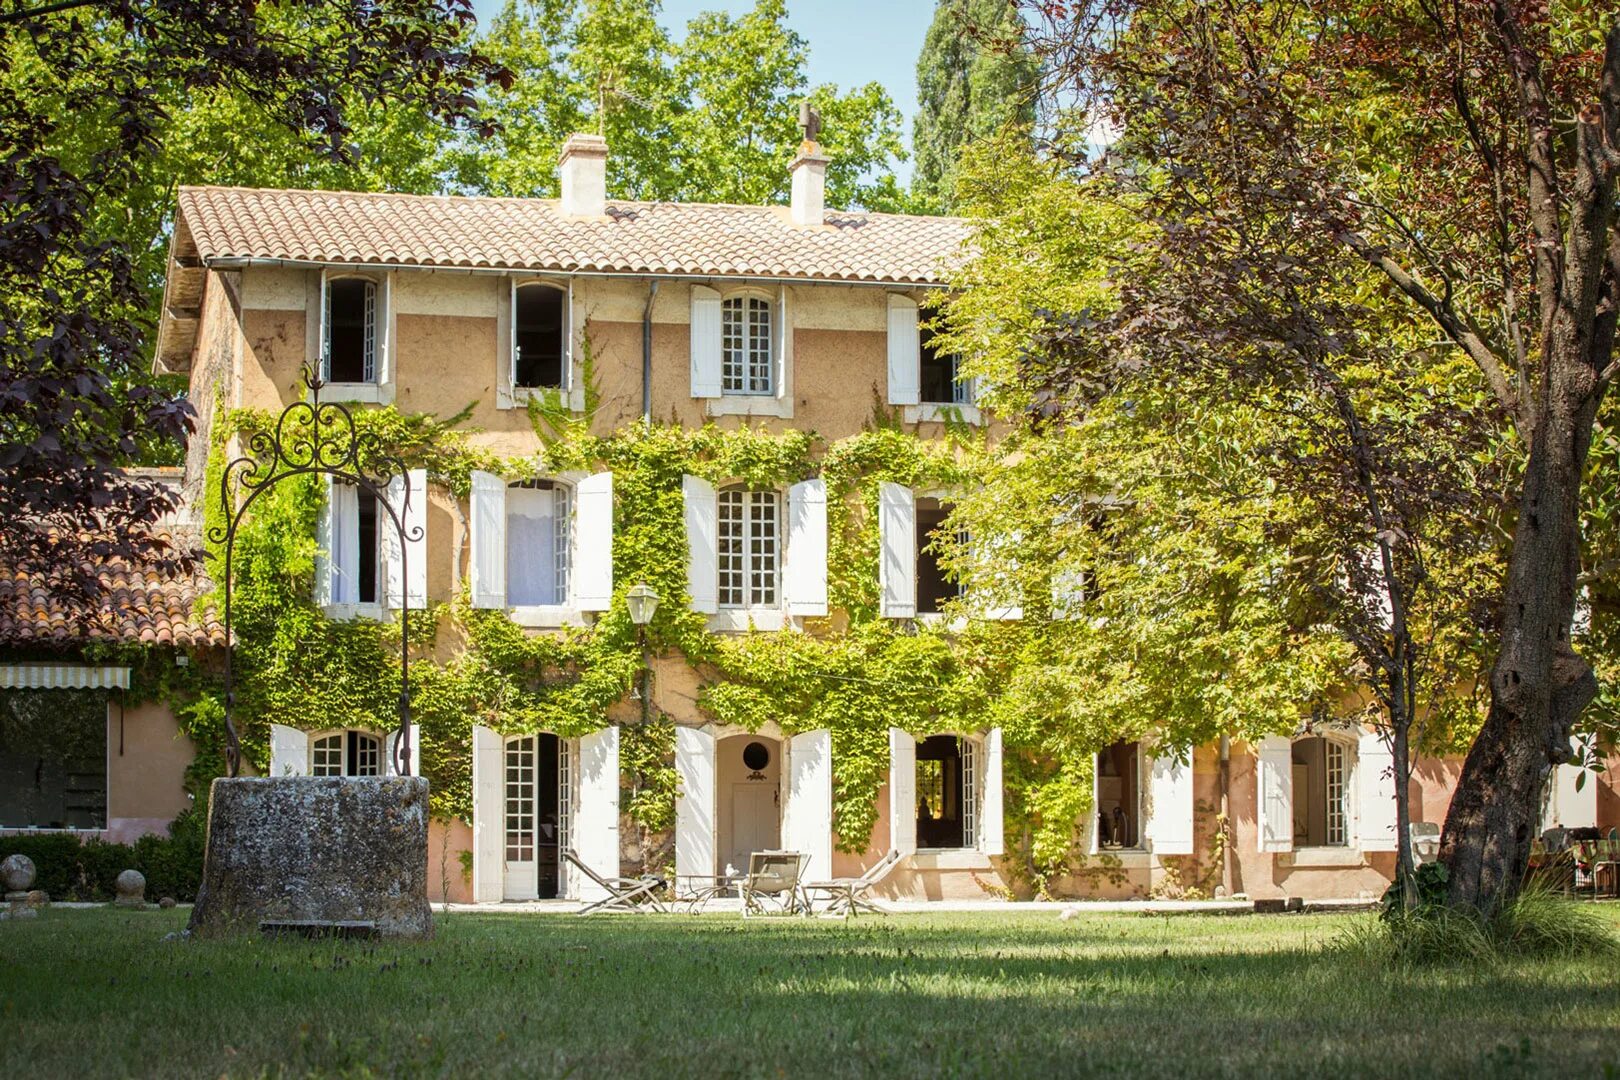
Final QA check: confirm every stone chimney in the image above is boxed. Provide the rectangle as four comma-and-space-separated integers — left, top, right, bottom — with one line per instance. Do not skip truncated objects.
789, 141, 828, 226
558, 133, 608, 217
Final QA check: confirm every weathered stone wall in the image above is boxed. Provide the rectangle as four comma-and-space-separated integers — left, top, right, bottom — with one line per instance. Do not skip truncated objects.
189, 776, 432, 938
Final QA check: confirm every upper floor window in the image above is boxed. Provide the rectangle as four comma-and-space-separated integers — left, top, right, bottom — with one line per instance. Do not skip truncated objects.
916, 497, 964, 616
514, 283, 567, 390
919, 324, 970, 406
311, 730, 382, 777
507, 480, 572, 607
324, 277, 377, 384
717, 487, 779, 608
329, 482, 381, 606
721, 295, 773, 395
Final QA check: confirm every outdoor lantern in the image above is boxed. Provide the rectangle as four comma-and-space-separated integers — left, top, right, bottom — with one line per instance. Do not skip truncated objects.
626, 582, 660, 627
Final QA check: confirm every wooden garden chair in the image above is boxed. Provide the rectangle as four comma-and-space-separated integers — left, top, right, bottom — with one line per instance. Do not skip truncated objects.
804, 848, 900, 918
737, 851, 809, 918
563, 849, 670, 916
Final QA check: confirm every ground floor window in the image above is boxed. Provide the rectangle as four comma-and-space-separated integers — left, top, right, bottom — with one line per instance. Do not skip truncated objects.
311, 730, 382, 777
0, 689, 106, 829
505, 733, 562, 900
916, 734, 967, 849
1292, 736, 1350, 847
1096, 740, 1141, 849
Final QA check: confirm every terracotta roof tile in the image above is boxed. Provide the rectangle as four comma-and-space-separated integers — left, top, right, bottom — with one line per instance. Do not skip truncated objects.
175, 186, 971, 285
0, 529, 224, 649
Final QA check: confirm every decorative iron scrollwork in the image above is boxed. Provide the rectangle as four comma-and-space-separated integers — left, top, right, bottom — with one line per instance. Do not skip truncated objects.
209, 364, 422, 779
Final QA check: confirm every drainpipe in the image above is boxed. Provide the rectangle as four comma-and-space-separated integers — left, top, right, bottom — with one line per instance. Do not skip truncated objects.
641, 280, 659, 424
1219, 734, 1234, 898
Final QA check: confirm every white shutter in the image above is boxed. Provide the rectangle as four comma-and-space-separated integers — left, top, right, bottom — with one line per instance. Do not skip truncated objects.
470, 470, 507, 609
784, 479, 828, 616
888, 727, 917, 856
403, 468, 427, 608
383, 473, 406, 609
1543, 744, 1598, 830
1088, 748, 1102, 854
1355, 730, 1398, 851
327, 480, 360, 605
497, 277, 515, 409
1257, 735, 1294, 853
675, 726, 717, 885
315, 476, 335, 606
564, 277, 575, 391
690, 284, 723, 398
776, 284, 790, 397
471, 724, 504, 903
385, 723, 421, 778
574, 471, 613, 611
784, 729, 833, 878
576, 726, 621, 900
377, 271, 393, 389
879, 482, 916, 618
269, 723, 309, 777
318, 270, 331, 379
1146, 748, 1196, 856
683, 474, 718, 614
886, 294, 920, 406
981, 727, 1004, 855
1052, 569, 1087, 620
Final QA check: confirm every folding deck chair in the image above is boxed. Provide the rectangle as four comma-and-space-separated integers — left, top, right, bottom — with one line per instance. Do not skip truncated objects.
563, 849, 670, 916
738, 851, 809, 918
804, 848, 900, 918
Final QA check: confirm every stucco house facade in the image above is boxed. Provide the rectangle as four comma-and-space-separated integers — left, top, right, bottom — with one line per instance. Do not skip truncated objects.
4, 133, 1616, 904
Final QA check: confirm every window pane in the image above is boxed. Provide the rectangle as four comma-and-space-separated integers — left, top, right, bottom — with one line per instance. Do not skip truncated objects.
718, 488, 746, 608
0, 689, 107, 829
357, 489, 379, 605
311, 734, 343, 777
350, 732, 381, 777
505, 737, 536, 862
514, 285, 566, 389
749, 490, 778, 606
508, 484, 566, 606
721, 296, 773, 394
326, 278, 376, 384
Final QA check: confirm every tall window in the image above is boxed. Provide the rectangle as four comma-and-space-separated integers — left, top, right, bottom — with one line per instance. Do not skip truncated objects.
718, 487, 779, 608
1096, 741, 1141, 849
514, 283, 567, 389
916, 498, 963, 616
721, 295, 773, 394
915, 735, 966, 849
919, 324, 968, 405
1291, 736, 1350, 847
329, 484, 382, 606
325, 277, 377, 384
507, 481, 571, 606
0, 689, 107, 829
311, 730, 382, 777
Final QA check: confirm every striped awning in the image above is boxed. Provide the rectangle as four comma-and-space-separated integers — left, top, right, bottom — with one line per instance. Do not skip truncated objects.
0, 663, 130, 690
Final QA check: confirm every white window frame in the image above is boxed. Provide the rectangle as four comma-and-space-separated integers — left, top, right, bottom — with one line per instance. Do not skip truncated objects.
1090, 741, 1146, 854
510, 279, 572, 396
317, 271, 391, 403
308, 729, 383, 778
913, 732, 986, 854
703, 285, 793, 418
715, 486, 782, 625
720, 291, 775, 396
505, 479, 577, 625
1292, 732, 1358, 852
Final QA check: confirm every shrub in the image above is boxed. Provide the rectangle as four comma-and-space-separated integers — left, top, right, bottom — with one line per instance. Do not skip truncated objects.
0, 810, 206, 902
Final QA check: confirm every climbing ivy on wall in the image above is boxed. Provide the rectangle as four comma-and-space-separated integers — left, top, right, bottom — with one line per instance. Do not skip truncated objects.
130, 394, 1154, 889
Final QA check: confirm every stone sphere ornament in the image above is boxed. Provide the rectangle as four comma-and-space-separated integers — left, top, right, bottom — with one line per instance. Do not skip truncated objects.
1, 853, 36, 895
114, 869, 147, 908
158, 896, 177, 910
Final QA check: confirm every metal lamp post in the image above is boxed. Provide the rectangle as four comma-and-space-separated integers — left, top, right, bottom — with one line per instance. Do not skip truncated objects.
626, 583, 659, 723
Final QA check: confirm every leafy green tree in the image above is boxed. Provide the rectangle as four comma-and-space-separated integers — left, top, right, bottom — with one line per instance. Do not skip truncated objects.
456, 0, 907, 209
911, 0, 1036, 210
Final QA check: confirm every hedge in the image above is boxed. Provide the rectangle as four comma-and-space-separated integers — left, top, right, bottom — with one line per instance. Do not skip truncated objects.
0, 810, 205, 902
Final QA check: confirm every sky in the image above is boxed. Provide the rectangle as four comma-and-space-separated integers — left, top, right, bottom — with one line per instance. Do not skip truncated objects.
469, 0, 936, 183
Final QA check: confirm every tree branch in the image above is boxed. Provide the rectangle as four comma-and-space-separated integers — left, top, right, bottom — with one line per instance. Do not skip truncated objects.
0, 0, 99, 25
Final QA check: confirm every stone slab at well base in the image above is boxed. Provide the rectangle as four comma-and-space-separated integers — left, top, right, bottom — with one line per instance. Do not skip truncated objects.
188, 776, 433, 939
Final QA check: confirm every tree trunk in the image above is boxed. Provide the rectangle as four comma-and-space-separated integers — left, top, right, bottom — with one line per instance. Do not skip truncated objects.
1439, 346, 1602, 912
1391, 716, 1414, 905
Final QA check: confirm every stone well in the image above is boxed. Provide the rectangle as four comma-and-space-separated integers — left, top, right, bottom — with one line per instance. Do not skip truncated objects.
188, 776, 432, 939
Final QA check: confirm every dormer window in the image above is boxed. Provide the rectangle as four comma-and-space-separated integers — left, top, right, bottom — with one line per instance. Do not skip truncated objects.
514, 282, 567, 390
919, 324, 970, 406
324, 277, 377, 384
721, 295, 774, 395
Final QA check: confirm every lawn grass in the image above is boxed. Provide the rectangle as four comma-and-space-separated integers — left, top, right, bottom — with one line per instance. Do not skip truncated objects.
2, 906, 1617, 1078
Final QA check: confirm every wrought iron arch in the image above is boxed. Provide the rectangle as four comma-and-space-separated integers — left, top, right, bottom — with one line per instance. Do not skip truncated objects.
207, 364, 422, 778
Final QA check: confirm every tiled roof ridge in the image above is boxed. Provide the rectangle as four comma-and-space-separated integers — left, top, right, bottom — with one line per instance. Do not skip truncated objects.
176, 183, 972, 227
